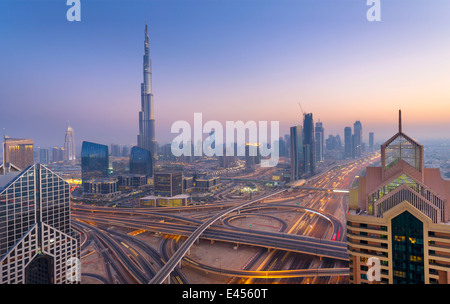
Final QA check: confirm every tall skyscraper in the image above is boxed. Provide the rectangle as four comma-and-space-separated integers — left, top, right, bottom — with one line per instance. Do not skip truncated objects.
354, 120, 362, 157
129, 146, 153, 177
344, 127, 352, 159
137, 23, 157, 159
315, 121, 324, 162
303, 113, 315, 176
0, 164, 80, 284
290, 125, 304, 181
2, 136, 34, 170
369, 132, 374, 151
64, 125, 76, 161
346, 110, 450, 284
39, 148, 49, 164
81, 141, 109, 184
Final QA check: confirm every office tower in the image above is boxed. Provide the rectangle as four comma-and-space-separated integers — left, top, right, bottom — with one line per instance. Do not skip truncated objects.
369, 132, 374, 151
335, 135, 342, 150
81, 141, 109, 184
129, 146, 153, 176
64, 125, 76, 161
245, 143, 261, 168
354, 120, 362, 157
344, 127, 352, 159
154, 171, 183, 197
137, 23, 157, 159
290, 125, 304, 181
347, 110, 450, 284
2, 136, 34, 170
284, 134, 290, 158
39, 148, 49, 164
110, 144, 120, 157
0, 164, 80, 284
303, 113, 315, 176
315, 121, 324, 162
122, 146, 130, 158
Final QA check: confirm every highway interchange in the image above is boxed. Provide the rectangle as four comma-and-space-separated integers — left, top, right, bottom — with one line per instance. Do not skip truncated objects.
72, 154, 379, 284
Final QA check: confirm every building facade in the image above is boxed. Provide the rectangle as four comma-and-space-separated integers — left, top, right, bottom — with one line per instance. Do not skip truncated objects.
303, 113, 315, 176
137, 23, 157, 158
154, 171, 183, 197
0, 164, 80, 284
315, 121, 324, 162
64, 125, 76, 162
290, 125, 304, 181
2, 136, 34, 170
347, 111, 450, 284
81, 141, 109, 184
129, 146, 153, 177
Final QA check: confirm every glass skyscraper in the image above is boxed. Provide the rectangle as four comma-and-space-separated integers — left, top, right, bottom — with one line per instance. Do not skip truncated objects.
346, 111, 450, 284
303, 113, 315, 176
81, 141, 109, 183
0, 164, 80, 284
289, 125, 304, 181
129, 146, 153, 177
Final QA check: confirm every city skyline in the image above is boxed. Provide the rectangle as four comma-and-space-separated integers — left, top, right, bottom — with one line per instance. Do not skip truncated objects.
1, 1, 450, 149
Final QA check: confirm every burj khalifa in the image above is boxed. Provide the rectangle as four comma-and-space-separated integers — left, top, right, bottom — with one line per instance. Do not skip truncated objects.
137, 23, 157, 158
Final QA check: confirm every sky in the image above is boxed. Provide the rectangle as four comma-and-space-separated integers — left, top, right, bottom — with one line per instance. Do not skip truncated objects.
1, 0, 450, 152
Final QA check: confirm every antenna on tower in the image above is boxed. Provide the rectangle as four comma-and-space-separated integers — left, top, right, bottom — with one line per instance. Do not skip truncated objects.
298, 102, 305, 116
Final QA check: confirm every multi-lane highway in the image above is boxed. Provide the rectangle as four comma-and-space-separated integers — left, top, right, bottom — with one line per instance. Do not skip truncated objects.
72, 153, 379, 284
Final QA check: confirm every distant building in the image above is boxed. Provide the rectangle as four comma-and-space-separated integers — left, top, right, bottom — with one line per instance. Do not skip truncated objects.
315, 121, 324, 162
245, 143, 261, 169
194, 176, 220, 191
39, 148, 50, 164
354, 120, 362, 157
369, 132, 374, 151
290, 125, 304, 181
303, 113, 315, 176
154, 171, 183, 197
0, 164, 80, 284
64, 125, 76, 161
2, 136, 34, 170
81, 141, 109, 184
347, 110, 450, 284
83, 178, 120, 198
344, 127, 352, 159
129, 146, 153, 177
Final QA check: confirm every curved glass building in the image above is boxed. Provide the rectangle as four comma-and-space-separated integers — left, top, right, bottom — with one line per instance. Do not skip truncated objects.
129, 146, 153, 177
81, 141, 109, 183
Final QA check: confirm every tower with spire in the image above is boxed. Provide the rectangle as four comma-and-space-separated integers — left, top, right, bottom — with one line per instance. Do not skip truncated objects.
137, 23, 157, 159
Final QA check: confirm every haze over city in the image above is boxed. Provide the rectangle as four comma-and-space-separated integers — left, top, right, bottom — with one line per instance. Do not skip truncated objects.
1, 0, 450, 150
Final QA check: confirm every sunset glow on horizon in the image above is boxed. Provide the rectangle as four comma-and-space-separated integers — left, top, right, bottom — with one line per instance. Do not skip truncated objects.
1, 0, 450, 149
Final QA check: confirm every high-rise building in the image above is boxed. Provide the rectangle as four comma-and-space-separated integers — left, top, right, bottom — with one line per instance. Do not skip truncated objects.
111, 144, 121, 157
0, 164, 80, 284
2, 136, 34, 170
64, 125, 76, 162
369, 132, 374, 151
81, 141, 109, 184
39, 148, 49, 164
303, 113, 315, 176
354, 120, 362, 157
245, 143, 261, 169
290, 125, 304, 181
137, 23, 157, 159
347, 110, 450, 284
129, 146, 153, 177
315, 121, 324, 162
344, 127, 352, 159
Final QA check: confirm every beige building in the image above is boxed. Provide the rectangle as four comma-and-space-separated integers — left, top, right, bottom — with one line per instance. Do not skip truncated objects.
347, 111, 450, 284
2, 137, 34, 170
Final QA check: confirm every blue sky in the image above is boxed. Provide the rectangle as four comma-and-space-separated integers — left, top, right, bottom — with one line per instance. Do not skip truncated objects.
1, 0, 450, 151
